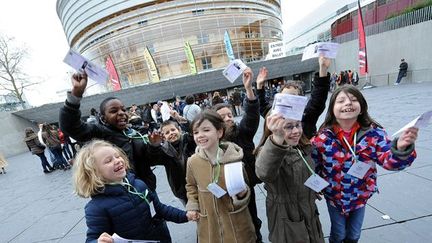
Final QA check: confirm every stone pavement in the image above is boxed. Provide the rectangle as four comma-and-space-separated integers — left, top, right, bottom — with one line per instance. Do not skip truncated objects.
1, 82, 431, 243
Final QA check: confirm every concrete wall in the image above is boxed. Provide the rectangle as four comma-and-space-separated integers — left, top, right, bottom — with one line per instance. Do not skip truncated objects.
0, 112, 36, 157
333, 20, 432, 86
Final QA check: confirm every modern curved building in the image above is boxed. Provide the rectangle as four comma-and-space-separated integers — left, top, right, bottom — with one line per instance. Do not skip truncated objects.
56, 0, 282, 89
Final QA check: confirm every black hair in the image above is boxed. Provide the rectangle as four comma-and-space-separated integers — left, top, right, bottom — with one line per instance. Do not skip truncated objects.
99, 97, 119, 115
185, 95, 195, 105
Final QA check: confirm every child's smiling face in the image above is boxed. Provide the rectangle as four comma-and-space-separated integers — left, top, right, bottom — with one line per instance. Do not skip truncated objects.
94, 146, 126, 183
161, 124, 181, 143
333, 91, 361, 123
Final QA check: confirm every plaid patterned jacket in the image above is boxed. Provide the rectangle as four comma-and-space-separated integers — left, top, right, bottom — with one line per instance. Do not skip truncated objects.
311, 125, 416, 214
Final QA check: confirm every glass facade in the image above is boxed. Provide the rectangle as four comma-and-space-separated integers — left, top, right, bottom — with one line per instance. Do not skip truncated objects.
57, 0, 282, 89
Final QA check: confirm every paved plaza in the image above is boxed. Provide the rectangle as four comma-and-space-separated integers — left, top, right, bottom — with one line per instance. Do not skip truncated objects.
1, 82, 432, 242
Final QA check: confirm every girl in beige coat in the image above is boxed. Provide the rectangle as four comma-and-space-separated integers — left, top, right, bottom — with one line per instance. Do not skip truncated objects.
186, 110, 256, 243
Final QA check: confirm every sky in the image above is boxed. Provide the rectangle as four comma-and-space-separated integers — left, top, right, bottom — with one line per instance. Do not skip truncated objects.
0, 0, 326, 107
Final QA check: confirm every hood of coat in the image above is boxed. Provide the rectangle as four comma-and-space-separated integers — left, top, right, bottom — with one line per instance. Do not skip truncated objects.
195, 141, 243, 165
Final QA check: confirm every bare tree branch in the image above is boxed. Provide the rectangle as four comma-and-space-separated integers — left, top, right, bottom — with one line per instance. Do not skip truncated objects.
0, 34, 31, 109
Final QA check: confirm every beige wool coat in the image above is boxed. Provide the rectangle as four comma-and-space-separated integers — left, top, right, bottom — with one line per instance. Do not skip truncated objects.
186, 142, 256, 243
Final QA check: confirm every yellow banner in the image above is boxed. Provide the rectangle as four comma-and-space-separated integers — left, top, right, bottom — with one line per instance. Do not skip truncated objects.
143, 47, 160, 82
184, 42, 197, 75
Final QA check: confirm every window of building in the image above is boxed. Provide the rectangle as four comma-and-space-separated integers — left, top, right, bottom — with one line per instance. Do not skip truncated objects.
147, 43, 155, 53
137, 20, 148, 26
197, 33, 210, 44
201, 56, 212, 70
192, 9, 205, 16
377, 0, 387, 6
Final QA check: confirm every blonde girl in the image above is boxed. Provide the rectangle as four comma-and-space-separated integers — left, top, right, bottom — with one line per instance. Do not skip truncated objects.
73, 140, 194, 243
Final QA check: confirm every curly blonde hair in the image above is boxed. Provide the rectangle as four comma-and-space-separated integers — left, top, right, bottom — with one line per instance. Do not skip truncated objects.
73, 140, 130, 198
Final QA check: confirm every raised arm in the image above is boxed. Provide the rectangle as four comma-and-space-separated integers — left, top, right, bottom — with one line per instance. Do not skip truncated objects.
255, 114, 289, 182
237, 67, 260, 142
302, 56, 331, 139
59, 72, 103, 141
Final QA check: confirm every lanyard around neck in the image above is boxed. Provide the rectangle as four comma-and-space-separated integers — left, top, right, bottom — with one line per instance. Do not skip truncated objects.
342, 132, 357, 161
123, 129, 150, 144
109, 177, 150, 204
296, 148, 315, 175
211, 147, 221, 183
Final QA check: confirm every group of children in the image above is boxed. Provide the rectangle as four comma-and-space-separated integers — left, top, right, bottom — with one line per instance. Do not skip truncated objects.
63, 57, 418, 243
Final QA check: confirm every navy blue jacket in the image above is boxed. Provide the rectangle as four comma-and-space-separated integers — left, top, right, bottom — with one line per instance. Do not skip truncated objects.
85, 173, 188, 243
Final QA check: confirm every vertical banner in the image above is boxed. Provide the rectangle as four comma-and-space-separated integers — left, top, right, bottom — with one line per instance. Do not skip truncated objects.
105, 55, 121, 91
357, 0, 368, 75
144, 46, 160, 82
224, 30, 235, 61
184, 42, 197, 75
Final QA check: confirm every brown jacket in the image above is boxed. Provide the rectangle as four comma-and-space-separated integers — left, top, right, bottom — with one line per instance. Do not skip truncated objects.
24, 134, 45, 155
186, 142, 256, 243
256, 137, 324, 243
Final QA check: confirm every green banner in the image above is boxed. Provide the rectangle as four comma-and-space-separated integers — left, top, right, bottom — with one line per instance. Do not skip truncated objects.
184, 42, 197, 75
143, 46, 160, 82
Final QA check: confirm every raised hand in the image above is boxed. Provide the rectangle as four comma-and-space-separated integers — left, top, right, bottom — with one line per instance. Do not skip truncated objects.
71, 72, 88, 97
242, 67, 256, 100
149, 130, 163, 145
319, 56, 331, 77
242, 67, 253, 90
266, 114, 286, 145
256, 67, 268, 89
397, 127, 419, 151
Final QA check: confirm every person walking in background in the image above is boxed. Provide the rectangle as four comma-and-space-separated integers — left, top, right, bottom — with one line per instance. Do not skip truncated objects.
24, 127, 55, 173
395, 58, 408, 85
0, 152, 7, 174
211, 91, 224, 106
86, 108, 99, 124
39, 124, 71, 170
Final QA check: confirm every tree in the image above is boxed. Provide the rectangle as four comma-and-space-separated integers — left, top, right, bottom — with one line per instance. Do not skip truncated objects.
0, 34, 35, 109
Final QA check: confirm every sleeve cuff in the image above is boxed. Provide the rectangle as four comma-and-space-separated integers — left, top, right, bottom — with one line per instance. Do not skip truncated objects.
186, 202, 199, 211
245, 97, 258, 104
232, 186, 250, 207
391, 137, 415, 157
67, 91, 82, 105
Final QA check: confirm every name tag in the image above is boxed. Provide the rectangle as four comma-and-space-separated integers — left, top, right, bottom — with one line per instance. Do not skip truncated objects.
304, 174, 329, 193
207, 183, 227, 198
347, 162, 371, 179
149, 201, 156, 217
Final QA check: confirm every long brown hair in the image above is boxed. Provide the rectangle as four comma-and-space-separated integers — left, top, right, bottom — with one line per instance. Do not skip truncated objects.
319, 85, 381, 131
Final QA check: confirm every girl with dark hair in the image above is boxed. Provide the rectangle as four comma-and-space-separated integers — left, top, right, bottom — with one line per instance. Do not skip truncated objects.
186, 110, 256, 243
312, 85, 418, 243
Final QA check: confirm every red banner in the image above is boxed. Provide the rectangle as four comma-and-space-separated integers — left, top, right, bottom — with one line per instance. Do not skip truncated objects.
106, 55, 121, 91
357, 0, 368, 75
